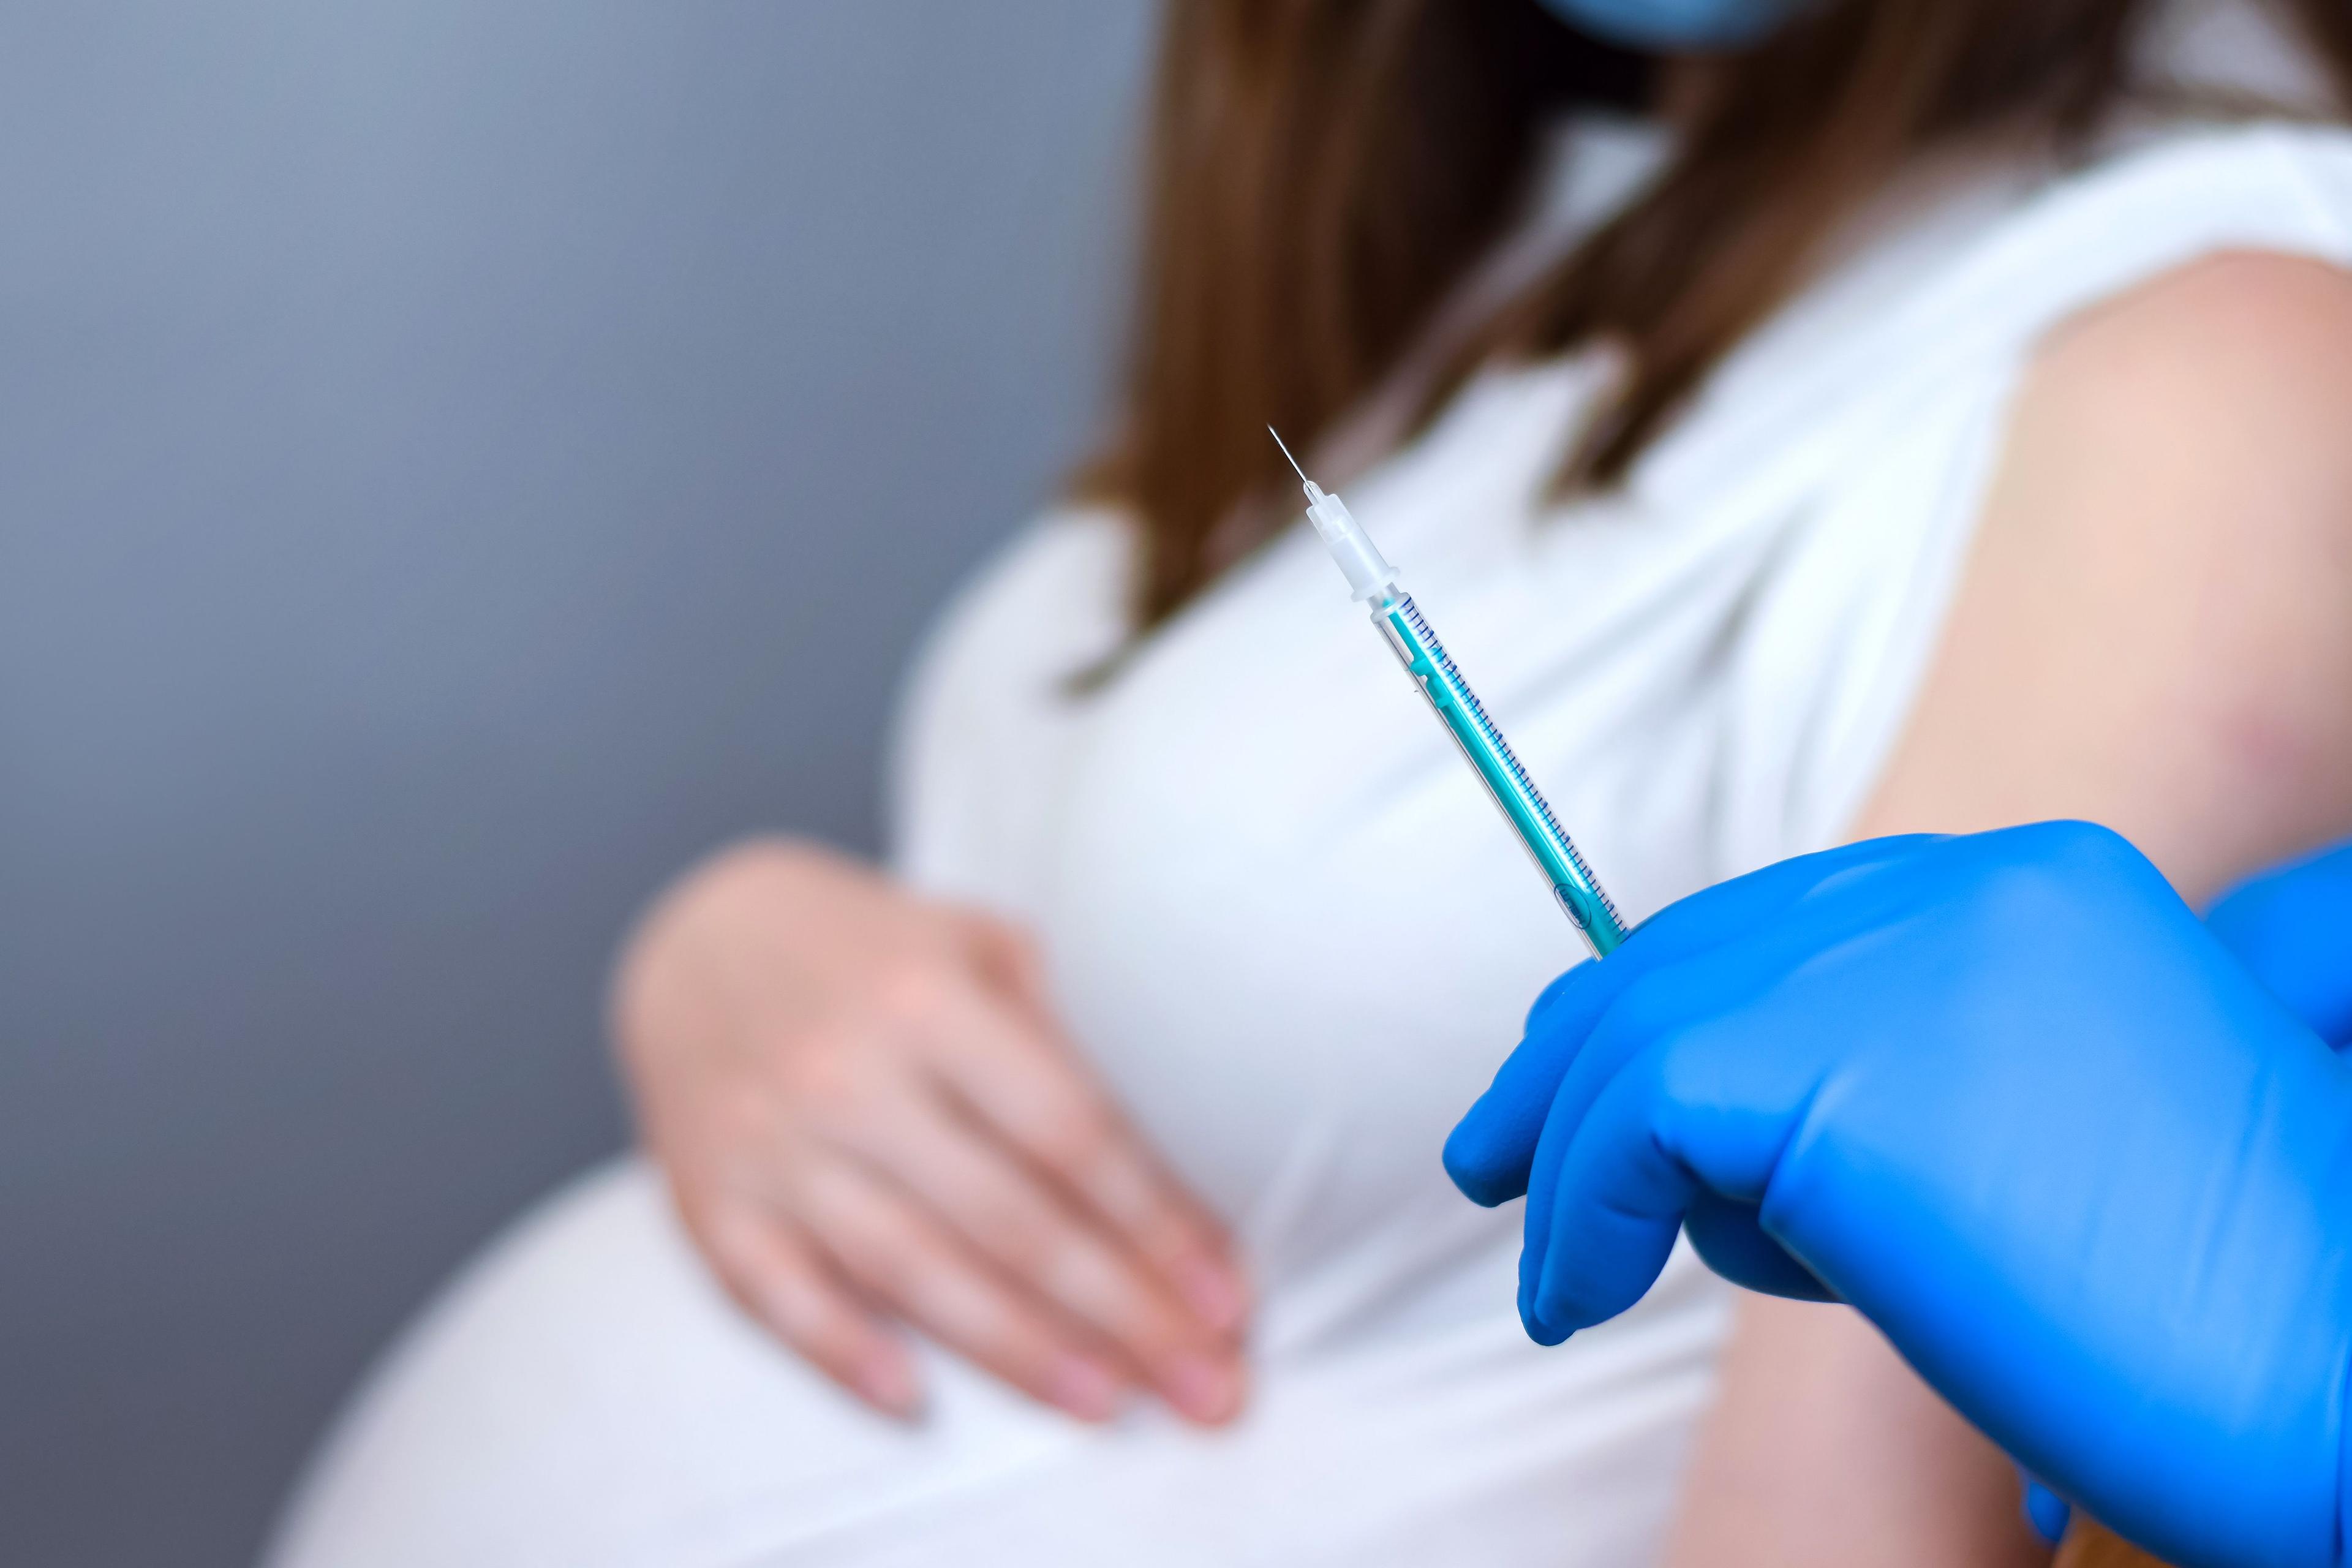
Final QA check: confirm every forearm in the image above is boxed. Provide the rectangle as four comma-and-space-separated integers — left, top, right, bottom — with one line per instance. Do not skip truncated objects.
1664, 1300, 2048, 1568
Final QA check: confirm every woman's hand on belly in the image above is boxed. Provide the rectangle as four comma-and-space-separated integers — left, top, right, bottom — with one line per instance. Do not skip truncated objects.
610, 838, 1252, 1425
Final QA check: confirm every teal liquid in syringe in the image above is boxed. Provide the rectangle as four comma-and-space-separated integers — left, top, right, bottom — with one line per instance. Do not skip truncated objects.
1272, 429, 1629, 959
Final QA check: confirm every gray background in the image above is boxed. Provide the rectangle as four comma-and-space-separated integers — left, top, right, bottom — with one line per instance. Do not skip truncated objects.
0, 4, 1155, 1564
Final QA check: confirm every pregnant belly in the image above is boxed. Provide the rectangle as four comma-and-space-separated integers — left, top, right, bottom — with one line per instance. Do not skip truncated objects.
268, 1160, 1730, 1568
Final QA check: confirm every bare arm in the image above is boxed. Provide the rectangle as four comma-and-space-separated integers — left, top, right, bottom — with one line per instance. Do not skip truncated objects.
1664, 252, 2352, 1566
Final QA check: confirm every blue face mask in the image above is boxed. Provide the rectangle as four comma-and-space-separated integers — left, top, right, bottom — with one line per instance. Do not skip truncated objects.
1534, 0, 1810, 52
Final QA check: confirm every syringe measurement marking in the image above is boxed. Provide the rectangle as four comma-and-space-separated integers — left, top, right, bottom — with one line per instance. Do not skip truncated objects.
1381, 595, 1627, 954
1267, 426, 1627, 957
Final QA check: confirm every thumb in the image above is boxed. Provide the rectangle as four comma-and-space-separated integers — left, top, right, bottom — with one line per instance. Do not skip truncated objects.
1449, 836, 1936, 1208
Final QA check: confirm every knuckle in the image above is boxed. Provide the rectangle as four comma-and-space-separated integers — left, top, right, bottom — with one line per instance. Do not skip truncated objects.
962, 1185, 1052, 1269
832, 1225, 918, 1300
675, 1194, 744, 1271
989, 922, 1045, 975
797, 1166, 878, 1248
775, 1027, 859, 1091
1607, 970, 1688, 1042
692, 1194, 760, 1255
696, 1212, 809, 1321
1036, 1234, 1118, 1308
1086, 1156, 1163, 1235
783, 1084, 874, 1152
1032, 1101, 1116, 1180
1969, 823, 2147, 940
1058, 1256, 1173, 1347
907, 1264, 1019, 1349
772, 1041, 888, 1131
2015, 819, 2138, 884
709, 1082, 785, 1149
1117, 1197, 1193, 1258
872, 960, 957, 1030
762, 1273, 851, 1355
809, 1200, 933, 1310
1645, 1030, 1716, 1114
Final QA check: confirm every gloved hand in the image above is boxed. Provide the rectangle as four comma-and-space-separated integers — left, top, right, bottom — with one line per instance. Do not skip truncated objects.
1443, 823, 2352, 1568
2026, 833, 2352, 1548
2209, 838, 2352, 1049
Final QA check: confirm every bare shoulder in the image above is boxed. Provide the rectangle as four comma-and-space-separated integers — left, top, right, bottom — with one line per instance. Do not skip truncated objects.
2024, 251, 2352, 527
2002, 247, 2352, 636
1855, 249, 2352, 898
2053, 248, 2352, 361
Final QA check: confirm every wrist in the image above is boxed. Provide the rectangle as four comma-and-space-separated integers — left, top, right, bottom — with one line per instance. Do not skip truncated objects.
607, 836, 814, 1060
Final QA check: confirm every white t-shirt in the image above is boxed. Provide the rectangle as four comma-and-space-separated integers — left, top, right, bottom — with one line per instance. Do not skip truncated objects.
268, 47, 2352, 1568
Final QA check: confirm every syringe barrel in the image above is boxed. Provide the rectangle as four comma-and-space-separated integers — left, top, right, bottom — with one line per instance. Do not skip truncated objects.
1371, 592, 1629, 959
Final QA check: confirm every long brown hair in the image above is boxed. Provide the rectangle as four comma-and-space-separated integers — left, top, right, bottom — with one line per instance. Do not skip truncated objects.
1077, 0, 2352, 632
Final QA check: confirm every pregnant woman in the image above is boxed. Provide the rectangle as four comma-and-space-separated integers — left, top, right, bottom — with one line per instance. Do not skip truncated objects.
270, 1, 2352, 1564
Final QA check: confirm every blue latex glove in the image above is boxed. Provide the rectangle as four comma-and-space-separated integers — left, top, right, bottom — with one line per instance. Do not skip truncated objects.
1444, 823, 2352, 1568
2209, 838, 2352, 1049
2021, 1477, 2075, 1548
2027, 833, 2352, 1548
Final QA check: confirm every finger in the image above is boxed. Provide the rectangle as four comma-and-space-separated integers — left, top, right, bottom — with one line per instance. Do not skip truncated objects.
1530, 1010, 1820, 1340
2206, 836, 2352, 1048
1523, 1041, 1703, 1341
794, 1156, 1137, 1424
843, 1088, 1245, 1424
2022, 1475, 2075, 1547
1683, 1191, 1836, 1302
1446, 835, 1939, 1207
1507, 837, 1959, 1305
691, 1197, 923, 1419
1514, 964, 1714, 1337
919, 989, 1249, 1334
1444, 961, 1616, 1207
961, 913, 1057, 1026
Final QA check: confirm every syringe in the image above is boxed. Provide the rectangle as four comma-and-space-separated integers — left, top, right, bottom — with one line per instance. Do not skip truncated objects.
1273, 429, 1629, 959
